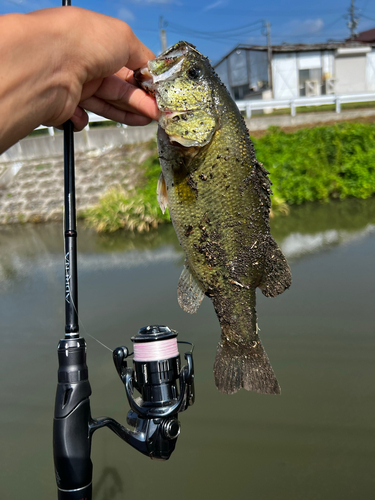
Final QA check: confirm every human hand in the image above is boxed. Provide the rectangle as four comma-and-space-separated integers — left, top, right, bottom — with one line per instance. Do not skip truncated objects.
0, 7, 159, 153
39, 7, 160, 130
70, 66, 160, 131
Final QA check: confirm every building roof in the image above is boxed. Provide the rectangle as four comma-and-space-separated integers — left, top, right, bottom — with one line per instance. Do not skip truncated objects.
350, 28, 375, 43
214, 41, 374, 67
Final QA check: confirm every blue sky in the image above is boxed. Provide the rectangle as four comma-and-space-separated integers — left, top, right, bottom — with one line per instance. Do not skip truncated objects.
1, 0, 375, 63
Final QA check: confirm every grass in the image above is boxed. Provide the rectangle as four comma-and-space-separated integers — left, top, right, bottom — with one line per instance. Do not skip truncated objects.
84, 149, 170, 232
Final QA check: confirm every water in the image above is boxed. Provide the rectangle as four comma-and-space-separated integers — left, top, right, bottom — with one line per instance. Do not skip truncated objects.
0, 198, 374, 500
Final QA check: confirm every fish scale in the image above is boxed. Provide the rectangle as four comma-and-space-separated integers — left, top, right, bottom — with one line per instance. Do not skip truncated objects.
135, 41, 291, 395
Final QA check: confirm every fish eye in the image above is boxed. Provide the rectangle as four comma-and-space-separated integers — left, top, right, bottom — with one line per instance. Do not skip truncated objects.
187, 66, 202, 80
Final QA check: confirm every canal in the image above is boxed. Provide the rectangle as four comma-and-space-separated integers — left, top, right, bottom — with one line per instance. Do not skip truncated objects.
0, 197, 374, 500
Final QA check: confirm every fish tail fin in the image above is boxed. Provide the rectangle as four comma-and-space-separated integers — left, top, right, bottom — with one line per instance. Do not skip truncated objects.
213, 338, 281, 395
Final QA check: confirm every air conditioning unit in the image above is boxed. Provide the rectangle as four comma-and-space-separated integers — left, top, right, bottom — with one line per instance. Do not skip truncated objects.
324, 78, 335, 95
305, 79, 320, 97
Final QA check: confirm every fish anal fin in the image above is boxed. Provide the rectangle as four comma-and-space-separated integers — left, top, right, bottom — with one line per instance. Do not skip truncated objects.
178, 262, 205, 314
157, 171, 168, 214
259, 237, 292, 298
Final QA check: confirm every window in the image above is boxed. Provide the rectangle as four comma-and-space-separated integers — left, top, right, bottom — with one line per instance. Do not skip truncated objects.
233, 84, 250, 100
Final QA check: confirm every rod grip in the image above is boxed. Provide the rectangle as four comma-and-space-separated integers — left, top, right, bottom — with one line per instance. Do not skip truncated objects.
53, 339, 93, 498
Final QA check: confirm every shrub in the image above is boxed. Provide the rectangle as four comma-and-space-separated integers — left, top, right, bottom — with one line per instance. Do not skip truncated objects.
253, 122, 375, 204
85, 152, 170, 232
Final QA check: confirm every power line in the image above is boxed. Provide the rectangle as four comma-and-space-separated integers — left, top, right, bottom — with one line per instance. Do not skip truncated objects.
361, 13, 375, 22
136, 6, 364, 52
165, 19, 263, 36
166, 27, 264, 43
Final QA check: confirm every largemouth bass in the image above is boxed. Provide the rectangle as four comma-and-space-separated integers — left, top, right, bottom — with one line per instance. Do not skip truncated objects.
135, 42, 291, 395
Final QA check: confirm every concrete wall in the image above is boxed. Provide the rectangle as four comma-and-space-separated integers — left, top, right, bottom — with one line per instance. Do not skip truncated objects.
0, 123, 158, 163
2, 108, 375, 167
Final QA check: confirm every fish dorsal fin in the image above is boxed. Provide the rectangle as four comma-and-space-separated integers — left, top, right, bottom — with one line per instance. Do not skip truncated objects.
178, 262, 205, 314
157, 171, 168, 214
258, 237, 292, 298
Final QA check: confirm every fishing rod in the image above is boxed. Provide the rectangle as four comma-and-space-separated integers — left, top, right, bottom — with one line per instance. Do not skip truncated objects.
52, 3, 195, 499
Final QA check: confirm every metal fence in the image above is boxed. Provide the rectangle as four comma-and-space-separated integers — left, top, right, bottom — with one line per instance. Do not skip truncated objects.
35, 112, 127, 136
235, 92, 375, 118
35, 92, 375, 134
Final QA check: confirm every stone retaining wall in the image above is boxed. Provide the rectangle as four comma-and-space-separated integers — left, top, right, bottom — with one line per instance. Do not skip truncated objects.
0, 145, 153, 224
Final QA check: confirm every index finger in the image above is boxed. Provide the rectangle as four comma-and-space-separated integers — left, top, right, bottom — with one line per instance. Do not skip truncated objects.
122, 26, 155, 71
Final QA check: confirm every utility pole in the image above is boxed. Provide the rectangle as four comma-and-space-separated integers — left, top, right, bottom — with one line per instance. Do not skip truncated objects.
347, 0, 359, 39
159, 16, 167, 53
263, 21, 273, 95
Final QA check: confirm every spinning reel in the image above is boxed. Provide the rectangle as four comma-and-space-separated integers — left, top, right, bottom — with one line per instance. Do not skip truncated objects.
53, 325, 194, 499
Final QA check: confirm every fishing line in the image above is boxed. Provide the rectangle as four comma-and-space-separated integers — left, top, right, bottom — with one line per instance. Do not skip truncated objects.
62, 211, 113, 353
68, 282, 113, 353
69, 280, 134, 356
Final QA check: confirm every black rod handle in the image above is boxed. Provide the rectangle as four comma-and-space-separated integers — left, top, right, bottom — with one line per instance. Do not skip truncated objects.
53, 338, 93, 498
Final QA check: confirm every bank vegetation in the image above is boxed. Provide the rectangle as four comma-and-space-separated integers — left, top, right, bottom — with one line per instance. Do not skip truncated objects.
85, 122, 375, 232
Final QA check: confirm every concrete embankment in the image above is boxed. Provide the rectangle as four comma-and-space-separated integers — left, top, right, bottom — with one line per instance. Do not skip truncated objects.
3, 108, 375, 164
1, 109, 375, 225
0, 123, 158, 163
0, 124, 158, 224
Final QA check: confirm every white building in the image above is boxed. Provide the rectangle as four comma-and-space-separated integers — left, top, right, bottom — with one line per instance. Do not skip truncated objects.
214, 42, 375, 100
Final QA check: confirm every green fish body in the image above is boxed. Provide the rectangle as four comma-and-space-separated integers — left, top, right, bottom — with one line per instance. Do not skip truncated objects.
135, 42, 291, 395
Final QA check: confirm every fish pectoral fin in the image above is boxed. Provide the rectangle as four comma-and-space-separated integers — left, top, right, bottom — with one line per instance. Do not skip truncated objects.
258, 237, 292, 298
157, 171, 168, 214
177, 262, 205, 314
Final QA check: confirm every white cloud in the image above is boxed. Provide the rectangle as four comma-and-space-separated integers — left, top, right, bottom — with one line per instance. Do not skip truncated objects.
288, 18, 324, 36
304, 18, 324, 34
117, 7, 135, 23
203, 0, 225, 12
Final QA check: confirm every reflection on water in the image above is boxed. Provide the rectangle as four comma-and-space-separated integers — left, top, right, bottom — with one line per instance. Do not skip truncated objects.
0, 198, 374, 500
0, 224, 183, 290
272, 198, 375, 260
1, 198, 375, 287
94, 467, 123, 500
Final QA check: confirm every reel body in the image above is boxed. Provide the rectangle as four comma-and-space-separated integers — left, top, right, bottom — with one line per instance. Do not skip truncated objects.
53, 325, 194, 499
112, 325, 194, 460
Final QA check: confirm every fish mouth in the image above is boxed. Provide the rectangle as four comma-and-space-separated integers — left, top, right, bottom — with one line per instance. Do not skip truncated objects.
134, 41, 195, 92
134, 57, 186, 92
134, 66, 156, 94
134, 66, 196, 116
